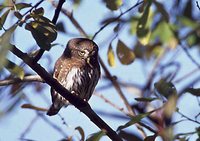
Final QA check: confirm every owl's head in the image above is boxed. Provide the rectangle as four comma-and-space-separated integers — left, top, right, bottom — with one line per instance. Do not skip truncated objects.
64, 38, 99, 61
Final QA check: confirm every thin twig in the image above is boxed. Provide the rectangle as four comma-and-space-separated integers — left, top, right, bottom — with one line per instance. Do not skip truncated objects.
177, 110, 200, 124
50, 0, 88, 37
196, 1, 200, 10
20, 115, 39, 139
92, 1, 143, 40
0, 75, 43, 86
179, 41, 200, 70
95, 93, 131, 116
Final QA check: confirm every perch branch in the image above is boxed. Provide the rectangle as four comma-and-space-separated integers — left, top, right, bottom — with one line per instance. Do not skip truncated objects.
10, 45, 122, 141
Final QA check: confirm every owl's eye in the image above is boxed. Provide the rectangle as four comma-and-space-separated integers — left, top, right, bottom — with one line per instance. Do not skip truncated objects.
78, 50, 85, 56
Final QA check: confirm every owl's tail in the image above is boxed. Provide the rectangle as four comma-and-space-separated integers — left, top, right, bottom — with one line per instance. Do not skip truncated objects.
47, 105, 60, 116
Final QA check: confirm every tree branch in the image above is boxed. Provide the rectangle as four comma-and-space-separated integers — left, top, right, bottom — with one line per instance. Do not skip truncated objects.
50, 0, 140, 116
0, 75, 43, 86
10, 45, 122, 141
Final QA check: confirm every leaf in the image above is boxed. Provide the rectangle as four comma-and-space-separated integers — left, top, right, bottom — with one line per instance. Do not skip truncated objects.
86, 130, 106, 141
31, 7, 44, 16
154, 79, 177, 98
118, 130, 143, 141
151, 21, 178, 48
185, 88, 200, 97
154, 1, 169, 22
136, 1, 153, 45
136, 1, 152, 36
4, 59, 25, 79
107, 43, 116, 67
117, 110, 155, 131
103, 0, 123, 11
129, 17, 138, 35
163, 95, 178, 117
0, 9, 10, 30
144, 134, 157, 141
14, 11, 23, 20
116, 40, 135, 65
75, 126, 85, 141
25, 18, 57, 50
21, 104, 48, 111
56, 22, 66, 33
135, 97, 158, 102
14, 3, 32, 10
0, 25, 17, 70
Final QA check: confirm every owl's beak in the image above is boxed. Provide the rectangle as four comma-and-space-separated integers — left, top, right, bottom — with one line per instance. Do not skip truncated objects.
84, 50, 93, 68
86, 57, 93, 68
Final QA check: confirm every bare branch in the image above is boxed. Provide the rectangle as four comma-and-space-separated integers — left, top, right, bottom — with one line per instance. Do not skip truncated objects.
0, 75, 43, 86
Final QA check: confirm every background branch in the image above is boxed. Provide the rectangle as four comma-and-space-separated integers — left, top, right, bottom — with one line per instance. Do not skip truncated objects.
0, 75, 43, 86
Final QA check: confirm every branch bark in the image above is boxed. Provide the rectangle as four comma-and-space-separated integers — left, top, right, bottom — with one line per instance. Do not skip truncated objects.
10, 45, 122, 141
0, 75, 43, 86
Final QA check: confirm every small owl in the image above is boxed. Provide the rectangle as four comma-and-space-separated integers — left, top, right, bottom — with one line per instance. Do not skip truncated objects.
47, 38, 100, 116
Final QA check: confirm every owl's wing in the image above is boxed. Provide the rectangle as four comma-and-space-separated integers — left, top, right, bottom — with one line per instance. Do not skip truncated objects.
51, 57, 70, 103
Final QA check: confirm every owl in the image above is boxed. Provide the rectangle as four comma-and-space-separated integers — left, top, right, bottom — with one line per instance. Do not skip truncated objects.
47, 38, 100, 116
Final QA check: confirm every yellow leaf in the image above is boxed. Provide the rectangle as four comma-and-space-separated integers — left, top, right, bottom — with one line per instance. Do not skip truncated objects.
5, 59, 25, 79
107, 44, 116, 67
104, 0, 123, 11
139, 31, 151, 45
117, 40, 135, 65
164, 95, 178, 117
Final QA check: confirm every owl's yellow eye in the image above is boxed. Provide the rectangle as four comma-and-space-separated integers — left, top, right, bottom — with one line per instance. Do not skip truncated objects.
78, 50, 85, 56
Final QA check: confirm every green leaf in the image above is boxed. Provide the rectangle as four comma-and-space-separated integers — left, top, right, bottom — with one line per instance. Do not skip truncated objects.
103, 0, 123, 11
0, 25, 17, 70
144, 134, 157, 141
179, 17, 199, 28
25, 18, 57, 50
75, 126, 85, 141
154, 79, 177, 98
107, 43, 116, 67
129, 17, 138, 35
136, 1, 151, 36
86, 130, 106, 141
4, 59, 25, 79
151, 21, 178, 49
185, 88, 200, 97
136, 1, 152, 45
116, 40, 135, 65
117, 110, 155, 131
0, 9, 10, 30
135, 97, 158, 102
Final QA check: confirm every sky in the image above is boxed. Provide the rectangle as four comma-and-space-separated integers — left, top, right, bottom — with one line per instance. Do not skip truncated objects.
0, 0, 200, 141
